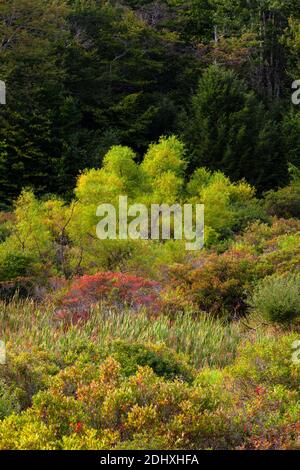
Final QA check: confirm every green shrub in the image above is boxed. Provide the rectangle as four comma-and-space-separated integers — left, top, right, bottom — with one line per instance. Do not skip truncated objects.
0, 379, 20, 419
0, 225, 10, 243
264, 185, 300, 219
0, 252, 34, 281
248, 273, 300, 325
0, 212, 13, 243
228, 333, 300, 391
0, 349, 60, 409
61, 428, 119, 450
0, 411, 58, 449
31, 389, 85, 437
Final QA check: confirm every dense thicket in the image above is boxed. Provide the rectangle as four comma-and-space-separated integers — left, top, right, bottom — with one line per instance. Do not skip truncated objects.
1, 0, 300, 206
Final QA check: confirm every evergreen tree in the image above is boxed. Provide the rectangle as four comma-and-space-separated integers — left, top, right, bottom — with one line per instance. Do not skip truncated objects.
185, 65, 287, 190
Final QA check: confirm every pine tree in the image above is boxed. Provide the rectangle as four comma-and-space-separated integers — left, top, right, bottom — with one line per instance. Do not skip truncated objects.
185, 65, 287, 191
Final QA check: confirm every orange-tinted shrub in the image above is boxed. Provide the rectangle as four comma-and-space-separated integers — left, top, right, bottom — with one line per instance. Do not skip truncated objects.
166, 248, 263, 319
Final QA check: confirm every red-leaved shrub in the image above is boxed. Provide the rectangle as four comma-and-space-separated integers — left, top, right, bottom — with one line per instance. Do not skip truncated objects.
55, 272, 162, 323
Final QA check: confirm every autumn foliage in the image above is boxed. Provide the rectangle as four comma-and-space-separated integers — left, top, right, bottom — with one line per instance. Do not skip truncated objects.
55, 273, 162, 322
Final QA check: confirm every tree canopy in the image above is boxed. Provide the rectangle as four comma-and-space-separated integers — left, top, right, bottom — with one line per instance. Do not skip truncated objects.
1, 0, 300, 206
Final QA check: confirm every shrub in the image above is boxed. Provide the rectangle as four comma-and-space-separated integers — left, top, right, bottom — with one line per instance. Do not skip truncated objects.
0, 349, 59, 409
236, 219, 300, 253
55, 272, 162, 323
230, 201, 270, 233
0, 379, 20, 419
187, 168, 267, 243
61, 428, 119, 450
0, 411, 58, 450
264, 182, 300, 219
260, 233, 300, 277
264, 166, 300, 220
0, 252, 34, 282
0, 212, 14, 243
31, 390, 85, 437
0, 224, 10, 243
248, 273, 300, 325
106, 340, 194, 382
0, 277, 36, 301
141, 136, 186, 179
234, 219, 300, 276
167, 248, 261, 319
233, 385, 300, 450
228, 334, 300, 391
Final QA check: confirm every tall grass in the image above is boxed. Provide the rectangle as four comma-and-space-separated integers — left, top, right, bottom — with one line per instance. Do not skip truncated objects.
0, 299, 243, 369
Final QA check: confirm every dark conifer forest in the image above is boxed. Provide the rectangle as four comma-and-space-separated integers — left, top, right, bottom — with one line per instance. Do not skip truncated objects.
1, 0, 300, 205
